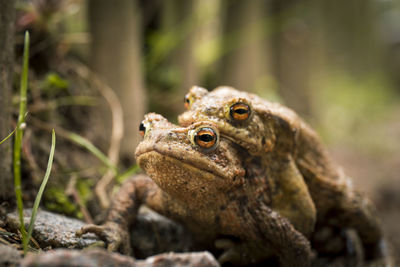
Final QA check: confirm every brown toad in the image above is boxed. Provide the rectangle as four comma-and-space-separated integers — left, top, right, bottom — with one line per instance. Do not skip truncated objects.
179, 86, 387, 262
77, 113, 314, 266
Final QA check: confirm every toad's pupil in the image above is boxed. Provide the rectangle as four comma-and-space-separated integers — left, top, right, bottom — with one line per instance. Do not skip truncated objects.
199, 133, 214, 142
230, 103, 250, 121
139, 122, 145, 132
234, 108, 248, 114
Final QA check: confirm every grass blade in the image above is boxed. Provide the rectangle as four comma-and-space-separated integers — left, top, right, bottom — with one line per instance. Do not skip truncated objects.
67, 132, 118, 175
0, 128, 16, 145
29, 118, 118, 176
13, 31, 30, 246
116, 165, 139, 183
23, 130, 56, 254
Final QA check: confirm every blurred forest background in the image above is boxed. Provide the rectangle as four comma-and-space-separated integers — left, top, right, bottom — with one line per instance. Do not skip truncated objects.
0, 0, 399, 262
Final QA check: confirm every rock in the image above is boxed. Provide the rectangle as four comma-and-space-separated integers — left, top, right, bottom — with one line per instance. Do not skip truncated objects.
6, 208, 193, 257
20, 249, 220, 267
136, 252, 220, 267
0, 244, 21, 267
131, 207, 193, 258
20, 249, 136, 267
4, 209, 211, 266
6, 209, 99, 249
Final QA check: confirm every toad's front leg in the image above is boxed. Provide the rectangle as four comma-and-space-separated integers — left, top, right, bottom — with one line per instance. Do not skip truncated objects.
249, 203, 313, 267
219, 201, 313, 266
76, 174, 163, 254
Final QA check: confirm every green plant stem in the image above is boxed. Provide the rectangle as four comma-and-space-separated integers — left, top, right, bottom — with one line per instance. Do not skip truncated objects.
67, 132, 118, 175
13, 31, 30, 244
0, 128, 16, 145
116, 165, 139, 183
24, 130, 56, 254
29, 117, 119, 176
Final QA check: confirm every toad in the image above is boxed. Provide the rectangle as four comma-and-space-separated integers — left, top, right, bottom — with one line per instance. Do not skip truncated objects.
77, 113, 314, 266
179, 86, 387, 262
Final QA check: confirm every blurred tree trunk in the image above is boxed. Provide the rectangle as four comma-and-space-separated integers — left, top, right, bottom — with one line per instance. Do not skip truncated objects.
316, 0, 383, 76
161, 0, 199, 95
219, 0, 271, 93
271, 0, 312, 117
0, 0, 15, 202
307, 0, 388, 126
88, 0, 146, 159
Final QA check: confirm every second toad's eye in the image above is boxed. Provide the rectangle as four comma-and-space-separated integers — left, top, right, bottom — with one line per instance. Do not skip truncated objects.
139, 122, 146, 137
230, 103, 251, 121
184, 95, 191, 109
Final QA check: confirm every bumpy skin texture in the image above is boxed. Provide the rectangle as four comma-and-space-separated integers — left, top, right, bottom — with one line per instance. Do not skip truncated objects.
179, 86, 386, 262
78, 113, 313, 266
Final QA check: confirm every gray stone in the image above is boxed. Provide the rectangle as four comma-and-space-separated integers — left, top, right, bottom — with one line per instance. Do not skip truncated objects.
6, 208, 193, 257
20, 249, 220, 267
6, 209, 99, 249
20, 249, 136, 267
131, 207, 193, 258
0, 244, 21, 267
136, 252, 220, 267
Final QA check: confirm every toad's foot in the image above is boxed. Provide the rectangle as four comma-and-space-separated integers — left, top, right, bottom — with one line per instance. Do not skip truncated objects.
76, 222, 131, 255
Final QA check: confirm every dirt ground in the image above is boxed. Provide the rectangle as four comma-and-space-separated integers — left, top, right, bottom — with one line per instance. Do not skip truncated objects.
332, 142, 400, 263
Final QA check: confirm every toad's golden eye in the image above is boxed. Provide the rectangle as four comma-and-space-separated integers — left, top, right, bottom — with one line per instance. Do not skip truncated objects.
139, 122, 146, 137
184, 95, 191, 109
230, 103, 251, 121
194, 127, 218, 149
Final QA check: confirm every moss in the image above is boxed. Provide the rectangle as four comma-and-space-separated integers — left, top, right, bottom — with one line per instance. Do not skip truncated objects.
76, 179, 94, 207
44, 187, 80, 218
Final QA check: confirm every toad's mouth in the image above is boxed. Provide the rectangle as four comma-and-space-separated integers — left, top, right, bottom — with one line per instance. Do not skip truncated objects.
136, 148, 227, 181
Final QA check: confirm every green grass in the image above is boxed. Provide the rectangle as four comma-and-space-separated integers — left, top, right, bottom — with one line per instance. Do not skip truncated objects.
11, 31, 133, 253
23, 130, 56, 254
0, 128, 16, 145
13, 31, 30, 245
67, 132, 118, 175
13, 31, 57, 255
116, 165, 140, 184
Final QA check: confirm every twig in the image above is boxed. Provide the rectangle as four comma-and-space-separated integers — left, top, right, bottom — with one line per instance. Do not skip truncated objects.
28, 96, 98, 113
29, 235, 40, 250
65, 175, 93, 224
22, 129, 43, 184
68, 60, 124, 209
